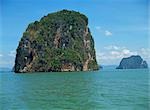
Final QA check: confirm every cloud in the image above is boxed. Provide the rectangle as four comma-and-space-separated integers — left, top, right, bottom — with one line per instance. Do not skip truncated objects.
104, 45, 120, 50
8, 50, 16, 57
96, 45, 150, 65
0, 58, 15, 68
95, 26, 101, 30
95, 26, 113, 37
0, 60, 14, 65
139, 48, 150, 59
105, 30, 112, 36
0, 51, 16, 68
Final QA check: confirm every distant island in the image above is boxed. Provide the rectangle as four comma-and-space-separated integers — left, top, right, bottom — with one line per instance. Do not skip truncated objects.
116, 55, 148, 69
14, 10, 99, 73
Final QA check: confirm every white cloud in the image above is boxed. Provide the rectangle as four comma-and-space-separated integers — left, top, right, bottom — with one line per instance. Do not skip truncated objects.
105, 30, 112, 36
122, 49, 130, 55
0, 60, 14, 65
95, 26, 113, 37
0, 59, 15, 68
104, 45, 120, 50
111, 51, 120, 56
8, 50, 16, 57
0, 51, 16, 68
139, 48, 150, 59
95, 26, 101, 30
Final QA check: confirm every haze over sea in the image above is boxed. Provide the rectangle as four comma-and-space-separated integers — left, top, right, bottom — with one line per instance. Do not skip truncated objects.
0, 69, 149, 110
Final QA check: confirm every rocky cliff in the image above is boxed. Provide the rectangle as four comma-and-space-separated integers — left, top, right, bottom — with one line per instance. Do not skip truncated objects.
116, 55, 148, 69
14, 10, 99, 73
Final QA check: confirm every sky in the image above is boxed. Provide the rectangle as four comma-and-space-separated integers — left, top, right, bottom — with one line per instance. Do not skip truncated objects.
0, 0, 150, 68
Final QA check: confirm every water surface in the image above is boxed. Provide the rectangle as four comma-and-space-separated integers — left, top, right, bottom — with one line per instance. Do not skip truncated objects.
0, 69, 149, 110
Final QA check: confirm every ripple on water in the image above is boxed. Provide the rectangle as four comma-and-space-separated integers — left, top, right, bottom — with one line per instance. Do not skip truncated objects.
0, 69, 149, 110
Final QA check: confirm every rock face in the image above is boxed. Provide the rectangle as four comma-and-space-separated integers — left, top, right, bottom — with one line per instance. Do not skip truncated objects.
116, 55, 148, 69
14, 10, 99, 73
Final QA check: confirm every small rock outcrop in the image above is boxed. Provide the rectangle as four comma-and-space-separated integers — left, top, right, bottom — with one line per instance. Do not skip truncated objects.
99, 65, 103, 69
14, 10, 99, 73
116, 55, 148, 69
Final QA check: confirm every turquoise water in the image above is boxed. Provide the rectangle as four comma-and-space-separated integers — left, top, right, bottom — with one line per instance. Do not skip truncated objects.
0, 69, 149, 110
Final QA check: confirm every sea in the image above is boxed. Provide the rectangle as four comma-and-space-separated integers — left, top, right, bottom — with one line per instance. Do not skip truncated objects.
0, 69, 149, 110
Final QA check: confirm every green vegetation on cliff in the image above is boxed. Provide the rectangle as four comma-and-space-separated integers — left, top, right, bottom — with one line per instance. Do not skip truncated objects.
14, 10, 98, 73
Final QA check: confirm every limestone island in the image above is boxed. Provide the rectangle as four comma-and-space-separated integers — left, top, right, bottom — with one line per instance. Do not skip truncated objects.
116, 55, 148, 69
14, 10, 99, 73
